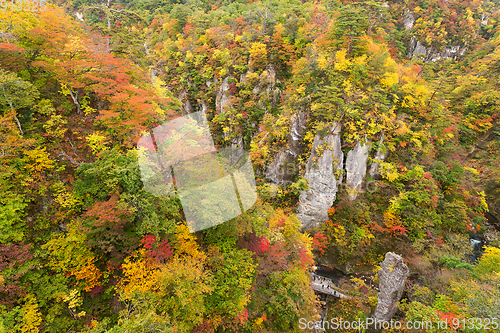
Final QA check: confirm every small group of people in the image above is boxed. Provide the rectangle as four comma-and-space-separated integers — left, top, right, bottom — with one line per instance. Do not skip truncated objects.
310, 273, 342, 297
312, 274, 333, 290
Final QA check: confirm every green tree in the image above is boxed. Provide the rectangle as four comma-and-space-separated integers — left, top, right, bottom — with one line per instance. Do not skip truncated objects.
0, 69, 39, 136
330, 5, 369, 56
474, 246, 500, 277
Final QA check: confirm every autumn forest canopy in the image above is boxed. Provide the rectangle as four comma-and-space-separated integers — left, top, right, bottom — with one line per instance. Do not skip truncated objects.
1, 0, 500, 331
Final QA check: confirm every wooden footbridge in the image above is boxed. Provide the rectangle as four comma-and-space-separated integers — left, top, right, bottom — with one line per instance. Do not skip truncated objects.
310, 272, 350, 299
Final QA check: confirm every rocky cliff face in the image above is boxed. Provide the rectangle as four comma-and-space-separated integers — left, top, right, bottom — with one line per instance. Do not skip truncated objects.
216, 76, 232, 114
403, 8, 415, 31
373, 252, 410, 322
408, 37, 466, 62
294, 131, 387, 227
345, 139, 370, 201
265, 113, 307, 185
252, 64, 279, 107
179, 90, 194, 114
209, 67, 280, 164
368, 132, 388, 178
404, 8, 467, 62
180, 64, 388, 228
296, 124, 343, 229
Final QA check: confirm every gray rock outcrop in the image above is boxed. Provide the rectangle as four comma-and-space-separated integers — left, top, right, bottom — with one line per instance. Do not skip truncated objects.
178, 91, 194, 114
296, 123, 343, 228
373, 252, 410, 322
481, 12, 490, 26
230, 135, 245, 164
216, 76, 233, 114
368, 132, 388, 178
75, 11, 85, 22
265, 113, 307, 185
404, 8, 467, 62
408, 37, 466, 62
216, 69, 280, 166
345, 139, 370, 201
408, 38, 427, 58
258, 64, 280, 110
404, 8, 415, 31
240, 64, 280, 111
252, 64, 277, 96
428, 45, 466, 62
265, 149, 291, 185
200, 100, 209, 114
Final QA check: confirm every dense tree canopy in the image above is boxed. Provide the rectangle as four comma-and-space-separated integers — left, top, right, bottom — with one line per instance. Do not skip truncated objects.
0, 0, 500, 331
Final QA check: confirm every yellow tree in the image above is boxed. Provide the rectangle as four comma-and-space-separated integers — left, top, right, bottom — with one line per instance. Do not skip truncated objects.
42, 222, 104, 293
117, 224, 213, 332
20, 294, 42, 333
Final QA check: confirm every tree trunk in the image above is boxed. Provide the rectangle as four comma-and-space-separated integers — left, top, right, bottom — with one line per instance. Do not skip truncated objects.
2, 85, 23, 136
106, 0, 112, 53
67, 86, 81, 114
58, 151, 81, 167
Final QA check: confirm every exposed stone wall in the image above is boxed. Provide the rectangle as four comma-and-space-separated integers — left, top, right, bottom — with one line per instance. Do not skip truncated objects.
265, 113, 307, 185
345, 139, 370, 201
295, 130, 389, 227
373, 252, 410, 322
176, 65, 390, 228
216, 76, 232, 114
175, 63, 392, 229
408, 37, 466, 62
296, 124, 343, 229
368, 132, 388, 178
404, 8, 467, 62
403, 8, 415, 30
178, 90, 194, 115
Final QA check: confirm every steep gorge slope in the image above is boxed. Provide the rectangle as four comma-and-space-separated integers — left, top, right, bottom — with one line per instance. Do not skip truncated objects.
1, 0, 500, 331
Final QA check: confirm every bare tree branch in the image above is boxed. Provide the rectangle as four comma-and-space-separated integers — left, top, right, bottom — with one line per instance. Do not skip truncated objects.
58, 151, 81, 167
